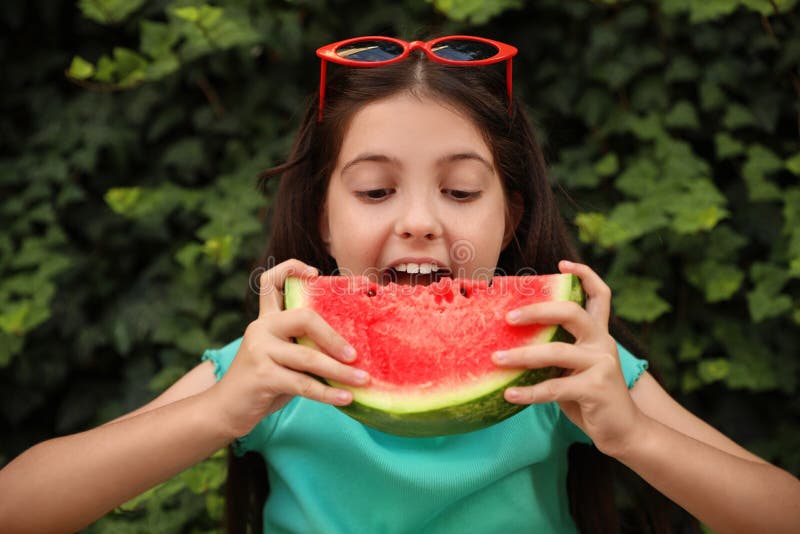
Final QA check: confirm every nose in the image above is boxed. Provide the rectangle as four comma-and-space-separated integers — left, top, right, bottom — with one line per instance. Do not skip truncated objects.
394, 195, 443, 241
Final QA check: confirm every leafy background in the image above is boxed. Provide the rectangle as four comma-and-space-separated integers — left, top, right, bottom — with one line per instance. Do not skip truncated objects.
1, 0, 798, 531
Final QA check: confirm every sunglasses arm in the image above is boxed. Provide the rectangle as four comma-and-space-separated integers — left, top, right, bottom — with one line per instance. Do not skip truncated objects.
506, 59, 514, 114
318, 60, 328, 122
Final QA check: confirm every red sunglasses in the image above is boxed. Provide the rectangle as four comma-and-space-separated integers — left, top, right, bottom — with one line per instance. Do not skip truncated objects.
316, 35, 518, 121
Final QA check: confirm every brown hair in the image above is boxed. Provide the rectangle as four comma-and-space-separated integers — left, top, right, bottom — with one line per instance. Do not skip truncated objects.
227, 52, 690, 533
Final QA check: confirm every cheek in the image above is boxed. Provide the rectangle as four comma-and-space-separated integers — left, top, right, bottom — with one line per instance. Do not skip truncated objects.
326, 209, 384, 265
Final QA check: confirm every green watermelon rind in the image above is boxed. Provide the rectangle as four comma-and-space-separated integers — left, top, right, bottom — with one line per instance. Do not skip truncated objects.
285, 274, 585, 437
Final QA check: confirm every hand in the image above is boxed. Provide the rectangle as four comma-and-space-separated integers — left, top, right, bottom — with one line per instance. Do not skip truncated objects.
209, 259, 369, 439
492, 260, 645, 457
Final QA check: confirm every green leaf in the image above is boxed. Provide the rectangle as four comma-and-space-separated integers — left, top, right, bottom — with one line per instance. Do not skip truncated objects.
660, 0, 739, 23
94, 55, 115, 82
576, 88, 615, 127
704, 225, 748, 261
785, 152, 800, 175
681, 369, 702, 393
575, 212, 607, 244
739, 0, 799, 15
172, 6, 200, 22
666, 180, 728, 234
698, 358, 730, 384
715, 132, 745, 159
0, 331, 24, 367
579, 202, 670, 247
67, 56, 95, 80
0, 302, 31, 336
197, 6, 224, 27
140, 21, 180, 58
685, 261, 745, 302
612, 276, 672, 322
105, 187, 143, 216
625, 112, 667, 141
427, 0, 524, 23
78, 0, 146, 24
699, 81, 726, 111
615, 157, 659, 197
630, 75, 670, 111
679, 336, 708, 362
111, 47, 148, 85
0, 298, 51, 336
741, 144, 784, 201
594, 153, 619, 177
723, 103, 758, 130
783, 188, 800, 236
180, 452, 226, 493
202, 235, 238, 267
664, 55, 700, 82
747, 263, 792, 321
747, 289, 792, 322
664, 100, 700, 129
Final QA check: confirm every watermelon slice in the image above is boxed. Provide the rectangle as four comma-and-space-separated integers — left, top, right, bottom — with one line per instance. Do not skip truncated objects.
284, 275, 584, 437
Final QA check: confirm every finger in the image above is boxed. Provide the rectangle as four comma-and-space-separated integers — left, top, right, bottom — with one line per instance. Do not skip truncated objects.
507, 300, 597, 342
271, 307, 358, 362
504, 357, 616, 405
271, 366, 355, 406
493, 342, 606, 372
558, 260, 611, 325
271, 342, 369, 387
258, 259, 319, 317
504, 371, 587, 405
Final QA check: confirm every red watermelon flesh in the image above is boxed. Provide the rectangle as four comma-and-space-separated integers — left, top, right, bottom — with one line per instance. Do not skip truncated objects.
284, 274, 584, 437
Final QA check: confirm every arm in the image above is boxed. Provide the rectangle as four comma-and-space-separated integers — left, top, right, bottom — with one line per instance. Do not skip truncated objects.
0, 260, 367, 534
0, 363, 227, 534
620, 373, 800, 534
495, 260, 800, 534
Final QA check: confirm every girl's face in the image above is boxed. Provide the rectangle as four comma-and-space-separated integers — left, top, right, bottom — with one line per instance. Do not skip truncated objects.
321, 93, 514, 285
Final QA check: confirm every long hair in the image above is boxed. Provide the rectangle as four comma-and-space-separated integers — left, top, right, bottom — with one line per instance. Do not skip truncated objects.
227, 52, 690, 533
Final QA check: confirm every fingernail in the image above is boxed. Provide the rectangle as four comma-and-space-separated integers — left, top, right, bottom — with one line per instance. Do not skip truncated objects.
342, 345, 357, 361
493, 351, 508, 363
305, 266, 319, 275
353, 369, 369, 383
561, 260, 574, 268
506, 388, 520, 401
335, 391, 351, 404
506, 310, 521, 323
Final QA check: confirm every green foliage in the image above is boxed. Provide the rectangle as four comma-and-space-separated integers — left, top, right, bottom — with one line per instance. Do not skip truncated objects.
426, 0, 524, 23
2, 0, 799, 530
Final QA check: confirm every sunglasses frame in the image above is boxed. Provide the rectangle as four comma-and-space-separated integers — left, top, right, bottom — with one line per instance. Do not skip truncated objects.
316, 35, 518, 121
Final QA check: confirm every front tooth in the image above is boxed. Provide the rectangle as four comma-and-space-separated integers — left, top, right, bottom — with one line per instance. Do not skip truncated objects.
395, 264, 407, 272
419, 263, 432, 274
431, 264, 439, 272
406, 263, 420, 273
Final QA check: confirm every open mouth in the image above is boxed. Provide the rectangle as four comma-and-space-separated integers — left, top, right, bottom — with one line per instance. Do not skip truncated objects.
381, 264, 454, 286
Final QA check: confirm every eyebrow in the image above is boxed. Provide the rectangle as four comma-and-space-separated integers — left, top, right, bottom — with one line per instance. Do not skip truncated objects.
340, 151, 494, 174
340, 153, 399, 175
437, 152, 494, 172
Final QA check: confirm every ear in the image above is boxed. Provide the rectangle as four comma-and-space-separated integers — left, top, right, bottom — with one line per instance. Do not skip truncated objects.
502, 192, 524, 249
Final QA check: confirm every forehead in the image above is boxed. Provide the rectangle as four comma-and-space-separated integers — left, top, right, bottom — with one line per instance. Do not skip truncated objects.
335, 93, 495, 167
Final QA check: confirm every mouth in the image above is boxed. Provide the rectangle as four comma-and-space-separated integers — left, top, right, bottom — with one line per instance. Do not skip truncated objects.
381, 261, 453, 286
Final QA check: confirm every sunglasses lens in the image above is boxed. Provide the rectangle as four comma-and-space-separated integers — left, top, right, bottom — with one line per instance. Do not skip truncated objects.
335, 40, 404, 62
432, 39, 499, 61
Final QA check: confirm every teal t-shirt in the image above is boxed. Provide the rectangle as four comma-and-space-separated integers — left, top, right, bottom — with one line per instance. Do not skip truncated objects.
203, 339, 648, 533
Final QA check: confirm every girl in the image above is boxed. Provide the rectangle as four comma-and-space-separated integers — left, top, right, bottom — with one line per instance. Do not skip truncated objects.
1, 36, 798, 533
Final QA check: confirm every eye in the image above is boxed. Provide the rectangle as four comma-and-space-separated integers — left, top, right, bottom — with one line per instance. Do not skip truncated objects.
443, 189, 482, 201
356, 188, 394, 201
